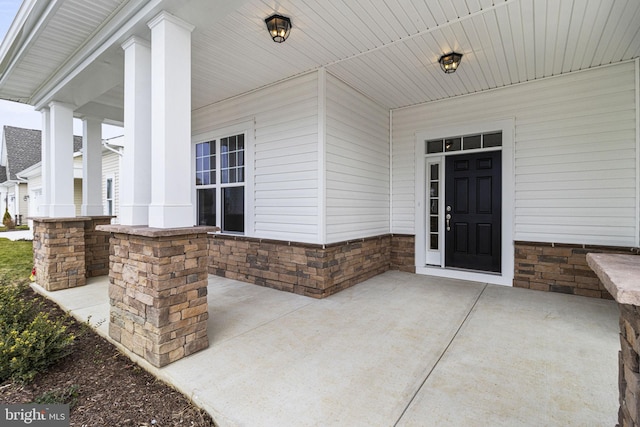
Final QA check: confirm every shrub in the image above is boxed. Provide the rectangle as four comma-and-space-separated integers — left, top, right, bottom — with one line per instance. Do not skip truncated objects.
0, 283, 75, 383
2, 209, 14, 230
34, 384, 80, 408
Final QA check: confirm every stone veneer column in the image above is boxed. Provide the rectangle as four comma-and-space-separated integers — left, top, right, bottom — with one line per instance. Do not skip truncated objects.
33, 218, 87, 291
587, 254, 640, 427
84, 216, 114, 277
97, 225, 216, 367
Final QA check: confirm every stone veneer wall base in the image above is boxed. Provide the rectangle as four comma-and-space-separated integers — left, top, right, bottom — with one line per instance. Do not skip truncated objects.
98, 225, 217, 367
390, 234, 416, 273
209, 234, 416, 298
514, 241, 640, 299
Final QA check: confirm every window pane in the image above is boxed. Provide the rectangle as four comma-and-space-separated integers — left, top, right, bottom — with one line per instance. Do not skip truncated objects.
197, 188, 216, 226
229, 152, 236, 167
463, 135, 481, 150
430, 164, 439, 181
430, 234, 438, 250
430, 199, 438, 214
196, 158, 203, 173
430, 182, 438, 197
223, 187, 244, 233
106, 179, 113, 198
237, 134, 244, 150
427, 140, 443, 154
210, 171, 216, 185
238, 167, 244, 182
196, 143, 203, 157
221, 170, 229, 184
238, 151, 244, 167
430, 215, 438, 232
445, 138, 461, 152
483, 132, 502, 147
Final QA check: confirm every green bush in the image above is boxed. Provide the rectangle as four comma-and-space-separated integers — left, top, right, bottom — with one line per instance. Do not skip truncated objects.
34, 384, 80, 408
0, 283, 75, 383
2, 209, 14, 230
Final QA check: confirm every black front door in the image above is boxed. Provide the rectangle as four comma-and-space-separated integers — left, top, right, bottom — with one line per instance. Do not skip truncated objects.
445, 151, 501, 273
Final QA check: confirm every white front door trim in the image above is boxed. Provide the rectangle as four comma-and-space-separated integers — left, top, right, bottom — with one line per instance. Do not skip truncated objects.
414, 118, 515, 286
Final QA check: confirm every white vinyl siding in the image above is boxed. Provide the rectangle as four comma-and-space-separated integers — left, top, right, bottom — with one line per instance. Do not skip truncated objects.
17, 183, 28, 220
193, 72, 319, 243
26, 176, 42, 218
325, 74, 390, 242
29, 175, 42, 190
392, 61, 638, 247
74, 179, 82, 216
102, 150, 120, 220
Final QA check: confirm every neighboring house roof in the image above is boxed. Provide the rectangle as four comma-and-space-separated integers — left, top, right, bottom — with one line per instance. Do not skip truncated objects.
4, 126, 41, 181
2, 126, 82, 182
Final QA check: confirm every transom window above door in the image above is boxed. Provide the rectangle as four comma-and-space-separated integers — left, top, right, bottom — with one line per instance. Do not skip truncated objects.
426, 132, 502, 154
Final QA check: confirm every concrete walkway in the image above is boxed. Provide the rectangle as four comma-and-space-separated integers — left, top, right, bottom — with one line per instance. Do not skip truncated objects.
34, 271, 619, 426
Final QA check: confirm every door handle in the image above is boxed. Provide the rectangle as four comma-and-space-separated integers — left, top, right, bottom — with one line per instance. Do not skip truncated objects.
446, 213, 451, 231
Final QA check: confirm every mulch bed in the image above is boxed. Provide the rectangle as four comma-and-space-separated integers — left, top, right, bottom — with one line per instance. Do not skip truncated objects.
0, 288, 217, 427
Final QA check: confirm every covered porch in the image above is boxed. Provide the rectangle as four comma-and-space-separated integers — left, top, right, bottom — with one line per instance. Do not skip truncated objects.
34, 270, 619, 426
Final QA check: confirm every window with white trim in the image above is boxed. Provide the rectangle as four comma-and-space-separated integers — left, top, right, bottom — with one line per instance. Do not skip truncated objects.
195, 134, 245, 233
105, 177, 114, 216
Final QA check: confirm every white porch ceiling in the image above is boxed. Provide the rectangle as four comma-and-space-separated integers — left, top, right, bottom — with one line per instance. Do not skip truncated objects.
0, 0, 638, 119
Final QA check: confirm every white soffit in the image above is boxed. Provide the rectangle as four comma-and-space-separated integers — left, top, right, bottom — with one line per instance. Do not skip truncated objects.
0, 0, 639, 111
0, 0, 125, 102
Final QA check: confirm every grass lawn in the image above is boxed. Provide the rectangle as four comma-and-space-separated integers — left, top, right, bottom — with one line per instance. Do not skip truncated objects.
0, 238, 33, 283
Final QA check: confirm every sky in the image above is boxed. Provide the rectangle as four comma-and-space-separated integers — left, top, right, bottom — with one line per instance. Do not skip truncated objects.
0, 0, 122, 139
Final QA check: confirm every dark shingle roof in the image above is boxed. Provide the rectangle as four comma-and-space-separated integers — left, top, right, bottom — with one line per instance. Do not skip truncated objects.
4, 126, 41, 180
0, 166, 6, 183
3, 126, 83, 181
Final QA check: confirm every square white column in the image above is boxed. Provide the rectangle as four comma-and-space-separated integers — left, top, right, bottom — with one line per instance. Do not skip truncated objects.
48, 101, 76, 218
147, 11, 195, 228
120, 36, 152, 226
81, 117, 104, 216
40, 107, 51, 217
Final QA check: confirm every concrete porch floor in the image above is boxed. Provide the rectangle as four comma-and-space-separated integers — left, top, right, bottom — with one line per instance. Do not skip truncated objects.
34, 271, 619, 426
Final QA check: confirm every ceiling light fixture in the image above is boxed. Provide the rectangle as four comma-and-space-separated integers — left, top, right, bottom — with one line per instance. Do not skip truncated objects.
438, 52, 463, 74
265, 14, 292, 43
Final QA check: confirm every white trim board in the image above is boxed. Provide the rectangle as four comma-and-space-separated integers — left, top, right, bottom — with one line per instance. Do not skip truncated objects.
414, 118, 515, 286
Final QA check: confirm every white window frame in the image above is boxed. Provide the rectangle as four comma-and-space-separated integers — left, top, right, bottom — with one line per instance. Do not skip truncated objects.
104, 174, 115, 216
192, 120, 254, 235
414, 119, 514, 286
